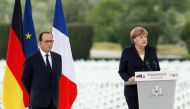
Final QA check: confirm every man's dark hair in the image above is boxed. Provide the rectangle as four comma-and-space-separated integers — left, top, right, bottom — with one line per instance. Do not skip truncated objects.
39, 32, 53, 41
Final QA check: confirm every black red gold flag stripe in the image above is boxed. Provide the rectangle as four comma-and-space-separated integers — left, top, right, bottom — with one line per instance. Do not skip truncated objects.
2, 0, 29, 108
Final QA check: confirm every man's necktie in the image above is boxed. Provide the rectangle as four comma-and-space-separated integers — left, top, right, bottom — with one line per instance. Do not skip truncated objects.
45, 54, 52, 72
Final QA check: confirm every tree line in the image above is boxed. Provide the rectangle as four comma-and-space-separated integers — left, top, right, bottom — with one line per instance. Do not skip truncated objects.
1, 0, 190, 59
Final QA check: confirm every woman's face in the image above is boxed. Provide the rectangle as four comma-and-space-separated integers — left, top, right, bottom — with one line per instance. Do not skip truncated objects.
133, 34, 147, 48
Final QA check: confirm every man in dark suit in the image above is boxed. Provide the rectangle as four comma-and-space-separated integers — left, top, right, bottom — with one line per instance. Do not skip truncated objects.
22, 32, 62, 109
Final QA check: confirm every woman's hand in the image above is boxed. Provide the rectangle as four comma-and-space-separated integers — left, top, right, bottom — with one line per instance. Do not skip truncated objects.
128, 76, 135, 82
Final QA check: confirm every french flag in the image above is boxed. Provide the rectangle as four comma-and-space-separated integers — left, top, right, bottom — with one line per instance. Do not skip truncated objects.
52, 0, 77, 109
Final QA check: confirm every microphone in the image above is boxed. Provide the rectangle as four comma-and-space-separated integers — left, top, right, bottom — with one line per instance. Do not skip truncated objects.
145, 60, 158, 71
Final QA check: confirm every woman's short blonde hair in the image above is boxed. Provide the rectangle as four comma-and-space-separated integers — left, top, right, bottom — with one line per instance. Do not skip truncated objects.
130, 27, 148, 43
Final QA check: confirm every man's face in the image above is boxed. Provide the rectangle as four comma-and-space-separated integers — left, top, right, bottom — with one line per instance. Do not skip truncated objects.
40, 33, 54, 53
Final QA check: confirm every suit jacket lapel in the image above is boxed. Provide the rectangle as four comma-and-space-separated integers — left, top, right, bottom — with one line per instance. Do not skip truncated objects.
132, 45, 144, 63
37, 50, 48, 72
144, 46, 149, 62
51, 52, 56, 74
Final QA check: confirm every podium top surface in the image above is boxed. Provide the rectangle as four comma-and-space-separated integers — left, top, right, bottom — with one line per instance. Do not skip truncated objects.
135, 71, 177, 81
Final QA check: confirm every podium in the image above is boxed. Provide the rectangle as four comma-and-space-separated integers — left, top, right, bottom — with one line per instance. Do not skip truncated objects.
135, 71, 177, 109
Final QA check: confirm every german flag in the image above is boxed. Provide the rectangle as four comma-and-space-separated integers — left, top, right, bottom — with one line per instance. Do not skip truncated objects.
2, 0, 29, 108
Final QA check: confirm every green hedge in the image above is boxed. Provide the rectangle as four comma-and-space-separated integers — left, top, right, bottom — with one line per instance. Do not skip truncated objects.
120, 23, 161, 49
180, 22, 190, 54
68, 23, 93, 60
0, 24, 10, 59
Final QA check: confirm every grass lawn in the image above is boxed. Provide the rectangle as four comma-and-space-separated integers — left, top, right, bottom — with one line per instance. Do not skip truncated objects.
157, 44, 188, 57
92, 41, 122, 51
92, 42, 189, 58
